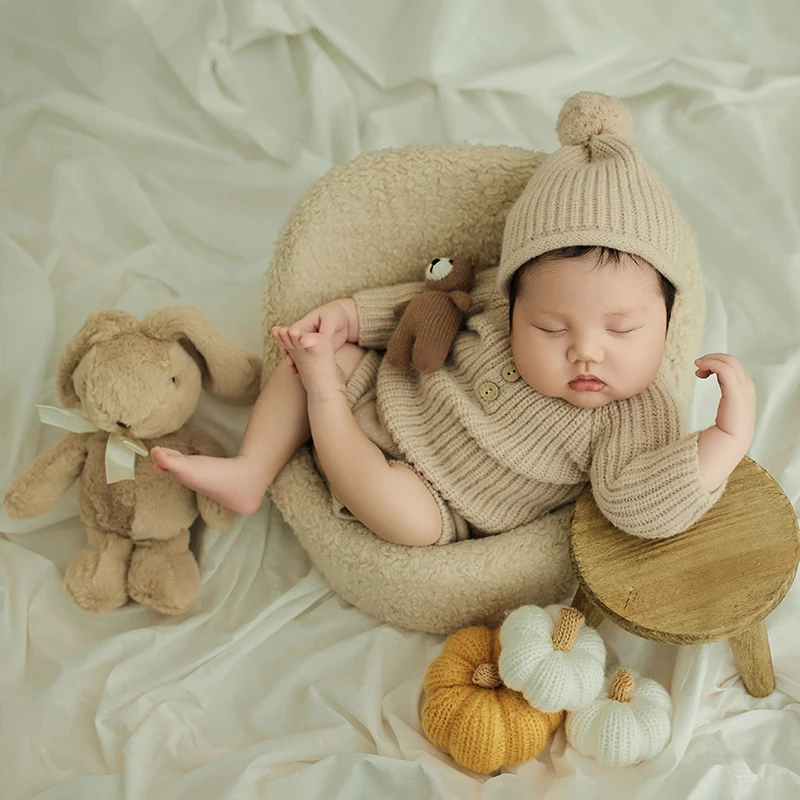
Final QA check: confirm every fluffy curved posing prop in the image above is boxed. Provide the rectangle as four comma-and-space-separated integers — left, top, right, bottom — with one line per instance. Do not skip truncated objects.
385, 254, 477, 373
3, 306, 261, 615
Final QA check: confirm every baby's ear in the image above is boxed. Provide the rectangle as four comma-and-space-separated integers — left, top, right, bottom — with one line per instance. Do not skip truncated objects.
57, 310, 140, 407
141, 305, 261, 404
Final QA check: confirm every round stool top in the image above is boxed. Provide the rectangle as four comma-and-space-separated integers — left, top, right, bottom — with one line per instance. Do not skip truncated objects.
570, 456, 800, 644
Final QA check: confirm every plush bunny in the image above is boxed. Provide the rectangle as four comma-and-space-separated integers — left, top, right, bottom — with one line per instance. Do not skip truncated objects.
385, 254, 477, 373
3, 306, 261, 615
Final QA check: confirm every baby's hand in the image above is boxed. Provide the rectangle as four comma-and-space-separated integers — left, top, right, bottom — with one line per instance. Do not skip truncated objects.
272, 299, 353, 375
695, 353, 756, 448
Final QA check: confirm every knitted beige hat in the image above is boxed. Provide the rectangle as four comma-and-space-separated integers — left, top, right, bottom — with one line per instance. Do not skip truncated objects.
497, 92, 689, 298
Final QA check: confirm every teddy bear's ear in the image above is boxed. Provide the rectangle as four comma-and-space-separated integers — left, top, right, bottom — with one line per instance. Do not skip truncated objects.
141, 305, 261, 404
57, 309, 140, 407
455, 254, 479, 269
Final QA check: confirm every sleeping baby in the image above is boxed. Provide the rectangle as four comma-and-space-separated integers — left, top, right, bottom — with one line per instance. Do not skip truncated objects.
150, 92, 756, 547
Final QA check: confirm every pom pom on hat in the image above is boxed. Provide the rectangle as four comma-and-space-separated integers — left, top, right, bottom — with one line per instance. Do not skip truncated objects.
556, 92, 633, 146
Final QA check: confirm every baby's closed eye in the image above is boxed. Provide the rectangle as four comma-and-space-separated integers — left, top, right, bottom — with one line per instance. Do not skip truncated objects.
534, 326, 640, 336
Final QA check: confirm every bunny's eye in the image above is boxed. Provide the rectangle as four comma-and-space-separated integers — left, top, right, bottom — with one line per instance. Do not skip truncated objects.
171, 376, 177, 384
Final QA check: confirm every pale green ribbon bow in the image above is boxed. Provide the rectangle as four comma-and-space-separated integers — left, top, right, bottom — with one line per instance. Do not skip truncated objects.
36, 404, 150, 484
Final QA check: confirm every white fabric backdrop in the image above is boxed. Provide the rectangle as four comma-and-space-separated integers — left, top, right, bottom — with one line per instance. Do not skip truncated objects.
2, 1, 800, 798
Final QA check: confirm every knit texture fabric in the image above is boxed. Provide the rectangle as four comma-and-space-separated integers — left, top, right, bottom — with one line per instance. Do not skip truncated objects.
498, 605, 607, 713
353, 265, 727, 542
421, 626, 564, 773
564, 666, 673, 767
496, 92, 689, 298
384, 255, 476, 373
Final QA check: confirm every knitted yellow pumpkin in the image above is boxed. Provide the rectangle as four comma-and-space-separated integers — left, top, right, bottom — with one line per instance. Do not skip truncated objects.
421, 626, 564, 773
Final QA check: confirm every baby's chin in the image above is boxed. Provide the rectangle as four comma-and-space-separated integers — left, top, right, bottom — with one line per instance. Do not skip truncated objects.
562, 390, 617, 408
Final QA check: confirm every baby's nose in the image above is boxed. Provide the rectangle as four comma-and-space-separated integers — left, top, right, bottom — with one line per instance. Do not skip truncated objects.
569, 340, 603, 363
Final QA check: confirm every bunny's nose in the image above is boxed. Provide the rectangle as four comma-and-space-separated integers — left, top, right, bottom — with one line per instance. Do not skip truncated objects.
117, 421, 130, 429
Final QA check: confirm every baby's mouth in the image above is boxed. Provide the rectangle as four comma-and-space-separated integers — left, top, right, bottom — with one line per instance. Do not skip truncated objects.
568, 377, 606, 392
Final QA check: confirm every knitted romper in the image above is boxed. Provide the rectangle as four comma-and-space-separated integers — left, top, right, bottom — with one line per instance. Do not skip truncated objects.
312, 266, 726, 546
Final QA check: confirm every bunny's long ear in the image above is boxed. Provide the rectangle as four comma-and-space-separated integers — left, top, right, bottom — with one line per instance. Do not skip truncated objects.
57, 310, 140, 407
141, 305, 262, 404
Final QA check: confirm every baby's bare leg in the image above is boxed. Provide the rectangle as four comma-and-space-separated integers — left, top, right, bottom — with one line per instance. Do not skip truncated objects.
150, 342, 367, 516
280, 329, 443, 547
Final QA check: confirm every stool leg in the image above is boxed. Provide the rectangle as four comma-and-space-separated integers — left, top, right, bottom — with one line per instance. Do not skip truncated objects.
728, 619, 775, 698
571, 585, 605, 629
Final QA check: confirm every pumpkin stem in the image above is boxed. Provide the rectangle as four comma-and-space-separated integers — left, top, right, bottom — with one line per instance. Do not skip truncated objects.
552, 606, 584, 651
609, 668, 635, 702
472, 662, 503, 689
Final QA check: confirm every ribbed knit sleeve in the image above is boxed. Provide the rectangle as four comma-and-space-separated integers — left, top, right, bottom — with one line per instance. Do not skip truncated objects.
589, 380, 727, 539
352, 281, 426, 349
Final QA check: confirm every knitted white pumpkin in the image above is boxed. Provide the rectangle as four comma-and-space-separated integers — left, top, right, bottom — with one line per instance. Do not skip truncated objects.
498, 605, 606, 712
565, 667, 673, 767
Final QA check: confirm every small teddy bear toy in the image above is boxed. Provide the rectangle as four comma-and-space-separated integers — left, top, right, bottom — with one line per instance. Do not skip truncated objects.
3, 305, 261, 616
384, 254, 477, 373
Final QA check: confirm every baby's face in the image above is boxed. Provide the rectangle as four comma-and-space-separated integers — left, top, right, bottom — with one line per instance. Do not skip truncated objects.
509, 252, 668, 408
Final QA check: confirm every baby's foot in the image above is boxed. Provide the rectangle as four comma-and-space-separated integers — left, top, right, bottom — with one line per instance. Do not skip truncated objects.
275, 327, 346, 400
150, 448, 265, 516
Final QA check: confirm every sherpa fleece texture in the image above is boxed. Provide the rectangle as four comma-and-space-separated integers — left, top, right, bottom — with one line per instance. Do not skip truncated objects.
262, 144, 707, 635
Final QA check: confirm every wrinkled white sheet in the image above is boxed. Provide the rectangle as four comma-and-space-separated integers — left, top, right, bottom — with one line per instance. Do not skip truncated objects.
2, 1, 800, 798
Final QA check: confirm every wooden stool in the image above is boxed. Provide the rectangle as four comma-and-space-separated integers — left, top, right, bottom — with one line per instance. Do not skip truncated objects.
570, 456, 799, 697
